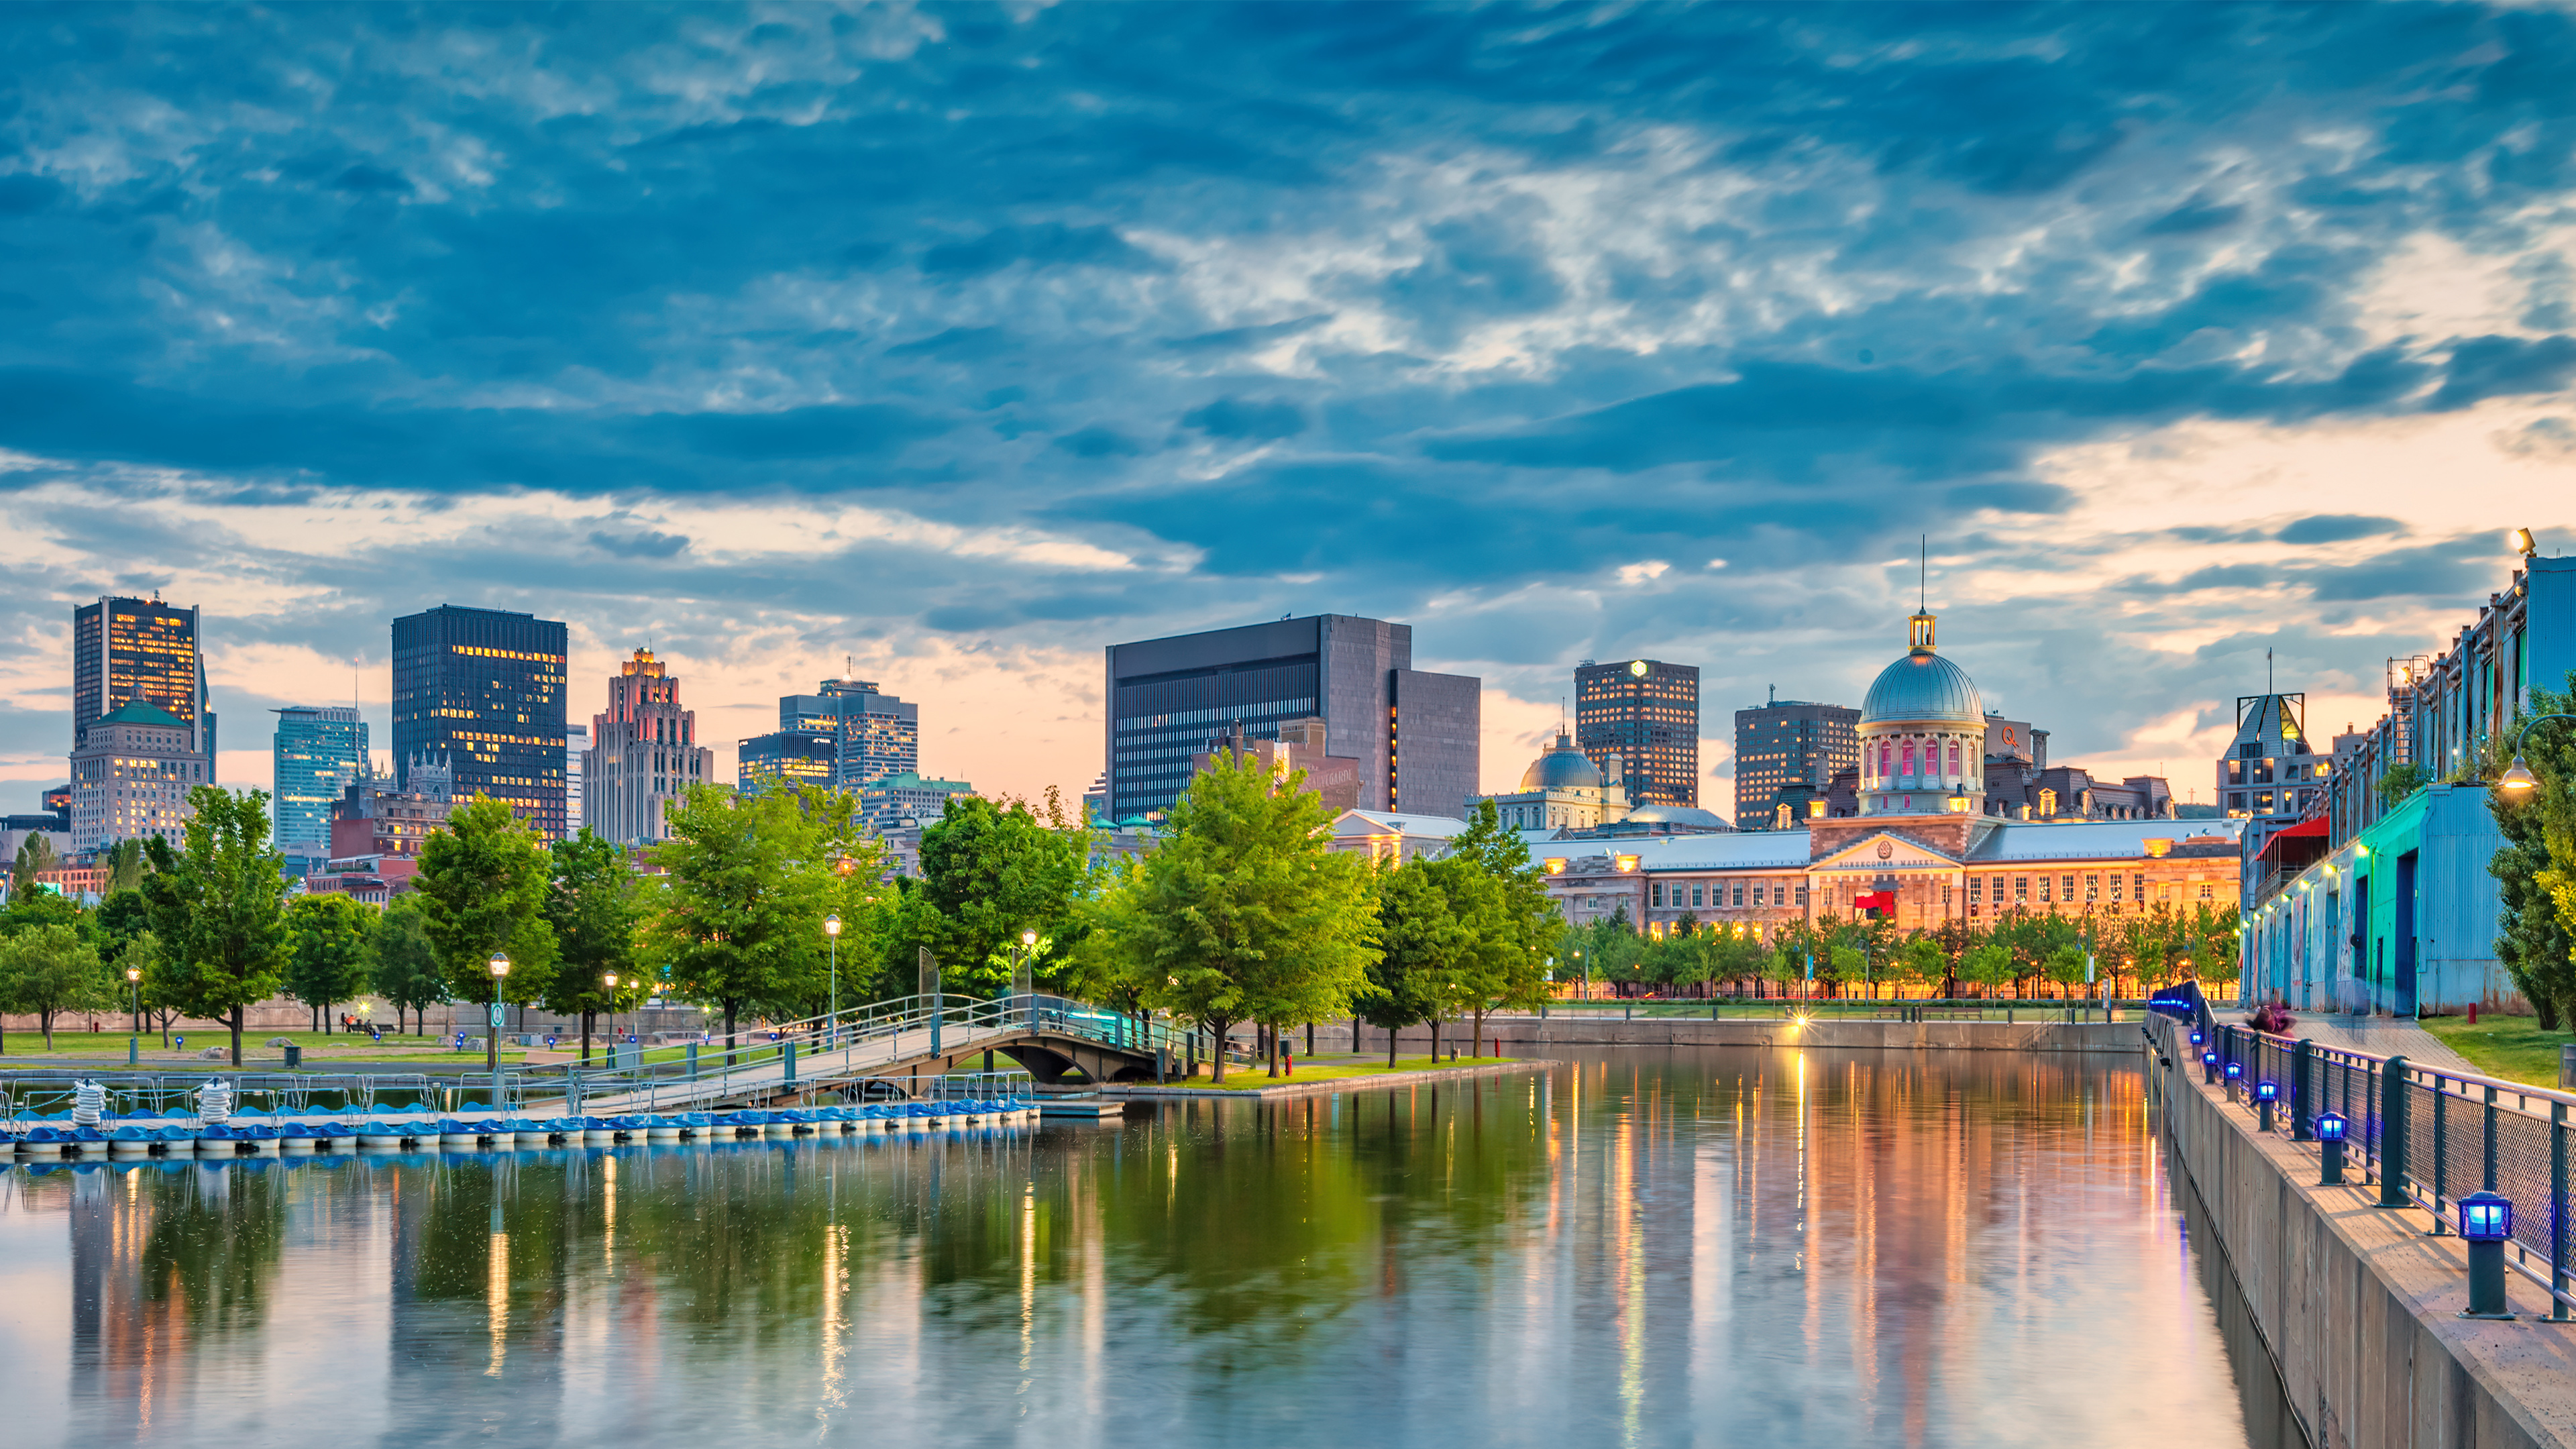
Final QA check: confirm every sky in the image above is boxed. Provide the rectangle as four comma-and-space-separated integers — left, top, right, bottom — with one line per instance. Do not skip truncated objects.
3, 1, 2574, 819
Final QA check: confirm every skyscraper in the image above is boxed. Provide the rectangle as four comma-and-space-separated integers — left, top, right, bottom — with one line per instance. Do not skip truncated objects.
565, 724, 587, 833
1575, 659, 1701, 808
272, 706, 368, 859
1732, 696, 1861, 829
781, 679, 920, 788
68, 699, 209, 851
73, 595, 215, 773
1104, 614, 1479, 823
584, 647, 714, 844
390, 605, 570, 840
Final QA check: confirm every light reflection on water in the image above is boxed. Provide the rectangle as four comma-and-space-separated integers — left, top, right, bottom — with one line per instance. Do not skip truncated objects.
0, 1049, 2279, 1447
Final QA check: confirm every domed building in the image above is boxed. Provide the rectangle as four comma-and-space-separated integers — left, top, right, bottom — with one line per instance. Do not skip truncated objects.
1477, 731, 1632, 833
1857, 610, 1986, 817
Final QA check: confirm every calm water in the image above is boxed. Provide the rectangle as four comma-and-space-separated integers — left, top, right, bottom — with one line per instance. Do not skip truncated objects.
0, 1049, 2292, 1448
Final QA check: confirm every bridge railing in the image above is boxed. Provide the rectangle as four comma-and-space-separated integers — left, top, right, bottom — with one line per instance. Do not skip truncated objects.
535, 993, 1228, 1111
2171, 1016, 2575, 1321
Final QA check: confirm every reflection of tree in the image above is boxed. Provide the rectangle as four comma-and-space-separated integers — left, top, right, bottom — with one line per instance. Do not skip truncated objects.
132, 1164, 292, 1334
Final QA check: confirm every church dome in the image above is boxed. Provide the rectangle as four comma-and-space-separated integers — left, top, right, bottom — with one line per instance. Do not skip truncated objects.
1860, 612, 1983, 726
1519, 733, 1604, 791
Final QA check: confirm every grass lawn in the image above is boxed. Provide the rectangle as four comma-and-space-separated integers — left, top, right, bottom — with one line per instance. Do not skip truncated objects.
2420, 1014, 2574, 1090
0, 1028, 531, 1069
1188, 1055, 1519, 1090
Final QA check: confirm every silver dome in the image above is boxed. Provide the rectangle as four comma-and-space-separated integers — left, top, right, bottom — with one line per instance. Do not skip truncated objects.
1860, 648, 1983, 726
1519, 734, 1604, 791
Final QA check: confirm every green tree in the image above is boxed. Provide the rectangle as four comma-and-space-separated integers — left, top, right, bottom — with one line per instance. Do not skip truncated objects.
1364, 859, 1461, 1066
883, 789, 1093, 999
0, 921, 112, 1051
1108, 753, 1378, 1082
543, 829, 643, 1063
1895, 934, 1944, 996
1958, 941, 2014, 996
102, 838, 149, 894
643, 784, 834, 1060
414, 794, 560, 1038
283, 894, 376, 1032
369, 896, 447, 1035
2043, 943, 2090, 998
9, 830, 58, 898
2492, 681, 2576, 1029
143, 786, 290, 1066
1443, 800, 1564, 1038
2377, 761, 2425, 809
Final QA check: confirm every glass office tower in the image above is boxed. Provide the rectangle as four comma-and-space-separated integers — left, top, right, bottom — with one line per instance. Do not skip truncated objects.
390, 604, 570, 840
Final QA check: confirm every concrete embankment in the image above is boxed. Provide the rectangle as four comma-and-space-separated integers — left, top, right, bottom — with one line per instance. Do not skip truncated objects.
1344, 1016, 2138, 1055
2153, 1018, 2576, 1449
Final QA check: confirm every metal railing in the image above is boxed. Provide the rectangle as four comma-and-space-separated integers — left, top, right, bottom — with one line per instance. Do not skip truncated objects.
1511, 997, 2149, 1022
2163, 1015, 2574, 1320
0, 1072, 451, 1122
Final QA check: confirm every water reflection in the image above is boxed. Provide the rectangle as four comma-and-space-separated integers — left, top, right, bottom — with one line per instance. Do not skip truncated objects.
1, 1049, 2277, 1447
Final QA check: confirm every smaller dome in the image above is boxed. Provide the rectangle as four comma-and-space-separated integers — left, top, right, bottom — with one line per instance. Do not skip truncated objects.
1519, 733, 1604, 791
1624, 804, 1731, 829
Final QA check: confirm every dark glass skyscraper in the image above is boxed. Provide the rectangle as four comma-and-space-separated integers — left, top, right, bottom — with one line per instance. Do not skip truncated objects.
1575, 658, 1701, 807
1732, 697, 1861, 829
1104, 614, 1479, 824
73, 595, 215, 771
391, 605, 569, 839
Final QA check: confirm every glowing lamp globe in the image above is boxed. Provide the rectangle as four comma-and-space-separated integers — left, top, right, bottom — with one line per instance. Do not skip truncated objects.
2459, 1190, 2513, 1242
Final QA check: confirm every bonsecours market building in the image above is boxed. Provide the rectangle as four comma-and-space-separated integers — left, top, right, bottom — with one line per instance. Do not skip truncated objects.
1529, 609, 2247, 939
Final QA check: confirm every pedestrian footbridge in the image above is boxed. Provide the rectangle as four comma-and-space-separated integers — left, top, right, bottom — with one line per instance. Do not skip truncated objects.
561, 995, 1216, 1114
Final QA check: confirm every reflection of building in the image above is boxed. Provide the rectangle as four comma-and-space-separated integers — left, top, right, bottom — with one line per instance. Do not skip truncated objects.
272, 706, 368, 860
1735, 696, 1859, 830
1104, 613, 1479, 824
1536, 607, 2243, 940
69, 698, 211, 851
584, 648, 714, 844
1576, 658, 1699, 806
391, 604, 570, 840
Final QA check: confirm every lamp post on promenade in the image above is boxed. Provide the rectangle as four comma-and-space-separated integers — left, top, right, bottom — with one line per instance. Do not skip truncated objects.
824, 914, 841, 1047
486, 953, 510, 1077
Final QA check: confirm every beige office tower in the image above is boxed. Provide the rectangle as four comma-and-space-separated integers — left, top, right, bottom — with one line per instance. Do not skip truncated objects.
582, 648, 713, 845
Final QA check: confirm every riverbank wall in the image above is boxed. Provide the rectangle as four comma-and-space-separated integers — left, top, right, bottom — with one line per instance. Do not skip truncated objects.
1339, 1016, 2137, 1055
2150, 1017, 2576, 1449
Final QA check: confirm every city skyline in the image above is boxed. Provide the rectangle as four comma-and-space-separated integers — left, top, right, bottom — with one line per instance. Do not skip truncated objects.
0, 7, 2570, 816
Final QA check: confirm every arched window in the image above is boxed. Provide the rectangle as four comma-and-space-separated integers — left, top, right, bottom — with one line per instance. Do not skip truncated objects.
1947, 741, 1962, 776
1901, 741, 1917, 777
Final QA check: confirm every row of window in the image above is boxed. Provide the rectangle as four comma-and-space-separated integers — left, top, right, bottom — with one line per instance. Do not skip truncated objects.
1632, 872, 2223, 910
1652, 880, 1799, 910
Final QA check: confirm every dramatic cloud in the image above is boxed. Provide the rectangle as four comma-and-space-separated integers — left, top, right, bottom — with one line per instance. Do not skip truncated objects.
1, 2, 2571, 812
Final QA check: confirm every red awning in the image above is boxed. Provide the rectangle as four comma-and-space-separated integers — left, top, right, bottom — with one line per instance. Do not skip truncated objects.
2253, 816, 2328, 861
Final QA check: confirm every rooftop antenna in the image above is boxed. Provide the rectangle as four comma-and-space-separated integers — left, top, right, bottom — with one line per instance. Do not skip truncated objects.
2267, 647, 2274, 696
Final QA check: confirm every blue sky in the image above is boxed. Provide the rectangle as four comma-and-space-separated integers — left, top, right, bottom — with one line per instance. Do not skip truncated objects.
2, 1, 2572, 812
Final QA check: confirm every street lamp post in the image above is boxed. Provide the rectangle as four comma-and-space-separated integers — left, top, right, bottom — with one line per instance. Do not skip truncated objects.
2497, 714, 2576, 794
603, 973, 620, 1065
126, 966, 141, 1062
824, 914, 841, 1048
486, 953, 510, 1083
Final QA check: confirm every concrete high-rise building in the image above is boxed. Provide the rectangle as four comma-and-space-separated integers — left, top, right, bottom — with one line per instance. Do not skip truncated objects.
737, 730, 836, 795
564, 725, 586, 833
73, 595, 215, 776
1733, 695, 1860, 830
780, 678, 920, 788
1576, 659, 1700, 807
68, 699, 209, 851
271, 706, 368, 859
390, 604, 570, 840
584, 648, 713, 845
1103, 614, 1479, 824
858, 771, 978, 831
2221, 690, 2322, 902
